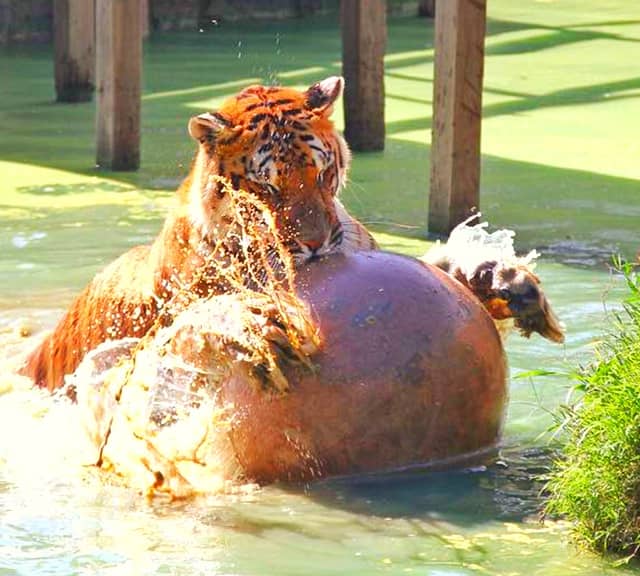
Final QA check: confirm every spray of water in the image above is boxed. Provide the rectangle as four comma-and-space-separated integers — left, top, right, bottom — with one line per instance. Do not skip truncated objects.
1, 177, 319, 499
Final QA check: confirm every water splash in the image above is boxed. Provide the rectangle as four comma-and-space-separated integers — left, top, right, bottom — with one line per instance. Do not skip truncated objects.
0, 331, 95, 491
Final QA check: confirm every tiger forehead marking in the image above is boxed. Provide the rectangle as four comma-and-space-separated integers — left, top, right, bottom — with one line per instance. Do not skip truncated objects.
217, 85, 344, 189
186, 76, 352, 259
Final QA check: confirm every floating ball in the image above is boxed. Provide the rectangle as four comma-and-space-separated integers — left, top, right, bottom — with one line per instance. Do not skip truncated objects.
221, 251, 507, 482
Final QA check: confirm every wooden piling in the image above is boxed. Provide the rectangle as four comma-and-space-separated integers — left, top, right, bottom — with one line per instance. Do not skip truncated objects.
340, 0, 387, 152
141, 0, 149, 38
96, 0, 142, 171
428, 0, 487, 235
54, 0, 95, 102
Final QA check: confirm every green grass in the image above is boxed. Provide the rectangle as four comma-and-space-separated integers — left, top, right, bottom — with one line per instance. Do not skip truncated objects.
546, 262, 640, 558
1, 2, 639, 296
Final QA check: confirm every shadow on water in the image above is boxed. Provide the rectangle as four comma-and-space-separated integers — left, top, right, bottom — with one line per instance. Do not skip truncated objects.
300, 447, 554, 526
3, 139, 638, 298
2, 16, 637, 263
343, 138, 640, 264
15, 181, 134, 196
2, 13, 637, 180
385, 76, 640, 136
485, 22, 640, 57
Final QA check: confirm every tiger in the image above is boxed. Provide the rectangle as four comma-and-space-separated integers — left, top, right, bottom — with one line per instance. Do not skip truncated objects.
427, 255, 565, 343
21, 75, 560, 394
422, 218, 564, 344
21, 76, 373, 393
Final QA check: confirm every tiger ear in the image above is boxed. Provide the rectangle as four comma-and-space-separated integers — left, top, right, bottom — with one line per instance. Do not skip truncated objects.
304, 76, 344, 114
188, 112, 229, 143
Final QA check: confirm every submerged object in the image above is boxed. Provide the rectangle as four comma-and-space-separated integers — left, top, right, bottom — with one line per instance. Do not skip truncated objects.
77, 251, 507, 496
229, 251, 507, 482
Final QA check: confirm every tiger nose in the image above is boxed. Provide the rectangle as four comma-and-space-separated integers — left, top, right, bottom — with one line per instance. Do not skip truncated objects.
288, 204, 331, 247
302, 237, 325, 252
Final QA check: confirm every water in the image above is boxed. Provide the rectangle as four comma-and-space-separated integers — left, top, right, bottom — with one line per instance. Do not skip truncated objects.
0, 207, 635, 575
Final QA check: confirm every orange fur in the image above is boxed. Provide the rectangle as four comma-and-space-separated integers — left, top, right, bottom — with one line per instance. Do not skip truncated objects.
448, 261, 564, 343
21, 77, 371, 393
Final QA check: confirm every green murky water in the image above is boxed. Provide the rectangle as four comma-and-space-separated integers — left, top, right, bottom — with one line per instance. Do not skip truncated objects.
2, 3, 640, 571
0, 199, 635, 576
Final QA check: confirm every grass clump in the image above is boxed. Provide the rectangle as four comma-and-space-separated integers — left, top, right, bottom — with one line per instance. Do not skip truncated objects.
546, 261, 640, 557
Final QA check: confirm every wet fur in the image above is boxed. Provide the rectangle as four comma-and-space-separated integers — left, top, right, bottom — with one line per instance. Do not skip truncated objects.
436, 258, 564, 343
21, 77, 369, 392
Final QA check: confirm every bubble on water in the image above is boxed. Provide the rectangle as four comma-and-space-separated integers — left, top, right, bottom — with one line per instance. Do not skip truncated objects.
237, 40, 242, 59
12, 232, 48, 248
12, 235, 28, 248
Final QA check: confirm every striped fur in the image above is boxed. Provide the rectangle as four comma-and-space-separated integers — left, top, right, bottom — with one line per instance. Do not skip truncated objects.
21, 77, 373, 393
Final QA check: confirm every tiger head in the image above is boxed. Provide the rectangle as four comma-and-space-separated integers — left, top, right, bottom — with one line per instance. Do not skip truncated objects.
467, 261, 565, 343
185, 76, 350, 263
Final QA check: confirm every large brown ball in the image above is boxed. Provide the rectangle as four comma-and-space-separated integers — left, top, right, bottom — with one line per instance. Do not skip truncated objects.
222, 251, 507, 483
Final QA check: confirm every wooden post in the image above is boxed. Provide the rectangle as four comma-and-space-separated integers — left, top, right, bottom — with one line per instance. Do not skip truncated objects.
141, 0, 149, 38
428, 0, 486, 236
340, 0, 386, 151
0, 0, 13, 45
54, 0, 95, 102
418, 0, 436, 18
96, 0, 142, 171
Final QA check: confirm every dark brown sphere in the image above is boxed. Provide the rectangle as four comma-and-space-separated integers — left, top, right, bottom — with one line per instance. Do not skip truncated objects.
221, 251, 507, 483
